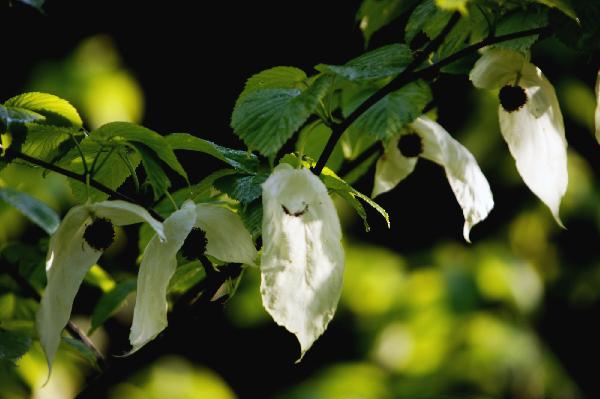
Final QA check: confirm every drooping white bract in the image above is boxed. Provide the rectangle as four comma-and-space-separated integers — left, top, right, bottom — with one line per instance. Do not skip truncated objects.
373, 116, 494, 242
260, 164, 344, 361
36, 200, 164, 373
595, 70, 600, 144
470, 48, 567, 226
128, 201, 257, 353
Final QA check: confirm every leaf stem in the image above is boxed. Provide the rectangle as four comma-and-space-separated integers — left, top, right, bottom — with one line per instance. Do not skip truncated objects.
312, 18, 553, 175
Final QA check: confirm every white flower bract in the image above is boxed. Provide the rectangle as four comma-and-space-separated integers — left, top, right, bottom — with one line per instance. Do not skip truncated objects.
260, 164, 344, 361
128, 201, 257, 353
470, 48, 567, 226
36, 200, 164, 373
373, 116, 494, 242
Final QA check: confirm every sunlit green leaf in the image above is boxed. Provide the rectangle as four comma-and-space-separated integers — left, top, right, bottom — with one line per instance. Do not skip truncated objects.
231, 75, 331, 156
89, 279, 136, 334
348, 80, 432, 140
237, 66, 307, 100
296, 121, 344, 171
0, 187, 60, 234
4, 92, 82, 128
436, 0, 468, 13
316, 44, 413, 82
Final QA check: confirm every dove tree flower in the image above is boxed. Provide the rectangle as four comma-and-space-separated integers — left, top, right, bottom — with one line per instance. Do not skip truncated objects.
373, 115, 494, 242
128, 200, 258, 353
36, 200, 164, 372
260, 163, 344, 360
469, 48, 567, 226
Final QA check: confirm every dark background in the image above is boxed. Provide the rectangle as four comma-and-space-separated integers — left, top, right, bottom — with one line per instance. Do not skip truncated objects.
2, 1, 600, 397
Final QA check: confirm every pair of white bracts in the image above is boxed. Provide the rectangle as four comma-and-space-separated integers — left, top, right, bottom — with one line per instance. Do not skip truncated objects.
374, 48, 569, 231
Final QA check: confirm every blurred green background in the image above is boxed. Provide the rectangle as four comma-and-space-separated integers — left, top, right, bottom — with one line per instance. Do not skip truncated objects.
2, 1, 600, 398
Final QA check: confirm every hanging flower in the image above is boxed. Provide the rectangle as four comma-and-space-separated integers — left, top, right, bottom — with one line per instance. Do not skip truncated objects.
373, 116, 494, 242
36, 200, 164, 372
469, 48, 567, 226
260, 163, 344, 361
128, 200, 257, 353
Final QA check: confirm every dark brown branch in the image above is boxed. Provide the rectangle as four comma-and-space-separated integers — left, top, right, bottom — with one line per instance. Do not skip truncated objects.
313, 21, 553, 175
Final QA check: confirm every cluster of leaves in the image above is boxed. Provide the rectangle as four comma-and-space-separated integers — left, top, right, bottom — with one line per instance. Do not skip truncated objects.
1, 0, 598, 379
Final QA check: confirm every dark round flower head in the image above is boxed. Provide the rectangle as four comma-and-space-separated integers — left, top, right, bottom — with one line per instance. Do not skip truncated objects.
83, 218, 115, 251
398, 133, 423, 158
181, 227, 208, 260
499, 85, 527, 112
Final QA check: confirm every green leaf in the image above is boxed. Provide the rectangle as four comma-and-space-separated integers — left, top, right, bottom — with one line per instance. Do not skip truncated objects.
0, 188, 60, 234
316, 44, 413, 82
231, 75, 331, 156
321, 170, 390, 229
61, 337, 100, 370
534, 0, 577, 20
4, 92, 82, 128
94, 122, 187, 181
89, 279, 136, 334
18, 123, 79, 162
131, 143, 171, 199
357, 0, 420, 44
348, 80, 432, 140
296, 121, 344, 171
167, 261, 205, 295
83, 265, 116, 293
213, 173, 268, 204
166, 133, 259, 173
405, 0, 452, 43
239, 199, 263, 238
0, 243, 46, 291
492, 8, 549, 53
237, 66, 308, 100
59, 137, 141, 202
0, 329, 32, 364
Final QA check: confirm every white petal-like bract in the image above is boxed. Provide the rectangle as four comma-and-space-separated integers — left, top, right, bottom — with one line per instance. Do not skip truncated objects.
498, 60, 567, 226
372, 137, 418, 198
413, 116, 494, 241
260, 164, 344, 360
129, 201, 197, 354
36, 200, 165, 373
36, 206, 101, 373
470, 48, 568, 226
194, 203, 257, 265
90, 200, 165, 240
469, 48, 525, 90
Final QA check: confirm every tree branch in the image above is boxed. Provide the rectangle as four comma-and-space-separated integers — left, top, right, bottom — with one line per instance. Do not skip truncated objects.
313, 21, 553, 175
2, 146, 164, 221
